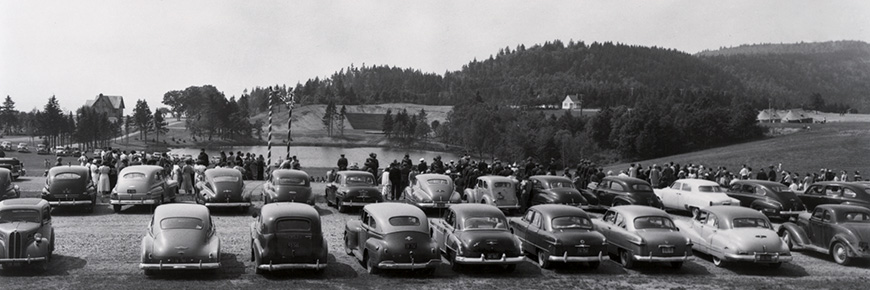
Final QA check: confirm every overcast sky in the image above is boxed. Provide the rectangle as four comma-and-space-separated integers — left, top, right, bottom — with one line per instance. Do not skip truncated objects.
2, 0, 868, 112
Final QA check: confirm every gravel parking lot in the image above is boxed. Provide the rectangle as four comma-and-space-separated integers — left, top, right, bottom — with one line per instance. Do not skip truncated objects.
3, 177, 870, 290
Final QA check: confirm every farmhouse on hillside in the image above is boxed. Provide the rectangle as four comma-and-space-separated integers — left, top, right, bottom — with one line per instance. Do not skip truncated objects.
781, 109, 814, 123
756, 109, 781, 123
84, 94, 125, 123
561, 95, 581, 110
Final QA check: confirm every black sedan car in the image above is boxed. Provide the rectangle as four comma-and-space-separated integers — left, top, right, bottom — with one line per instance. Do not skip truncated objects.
431, 204, 524, 272
727, 179, 806, 219
510, 204, 608, 269
586, 176, 662, 208
262, 169, 313, 205
325, 171, 382, 213
41, 166, 97, 212
779, 204, 870, 265
798, 181, 870, 211
251, 202, 327, 273
527, 176, 590, 209
0, 168, 20, 201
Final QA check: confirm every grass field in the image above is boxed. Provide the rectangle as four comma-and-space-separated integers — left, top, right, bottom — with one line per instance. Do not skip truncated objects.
604, 122, 870, 177
344, 113, 385, 131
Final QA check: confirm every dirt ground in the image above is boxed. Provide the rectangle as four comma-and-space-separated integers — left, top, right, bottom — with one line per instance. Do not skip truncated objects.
3, 176, 870, 290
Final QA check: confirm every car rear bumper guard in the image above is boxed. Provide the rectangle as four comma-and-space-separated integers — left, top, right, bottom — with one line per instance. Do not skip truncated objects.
378, 259, 441, 269
111, 199, 158, 205
549, 250, 609, 262
454, 253, 524, 265
140, 261, 220, 270
257, 259, 327, 271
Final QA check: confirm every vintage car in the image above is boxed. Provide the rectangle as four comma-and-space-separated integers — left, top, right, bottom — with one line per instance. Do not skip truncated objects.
54, 146, 66, 156
778, 204, 870, 265
140, 204, 220, 274
464, 176, 521, 213
403, 173, 462, 209
593, 205, 692, 269
655, 179, 740, 217
16, 143, 29, 153
526, 175, 591, 209
250, 202, 327, 274
325, 171, 383, 213
262, 169, 313, 205
110, 165, 178, 213
194, 168, 250, 210
510, 204, 608, 269
675, 206, 791, 268
0, 168, 20, 201
798, 181, 870, 211
344, 203, 440, 275
0, 198, 54, 271
41, 166, 97, 212
431, 204, 524, 272
587, 176, 663, 208
727, 179, 806, 219
36, 144, 49, 155
71, 147, 82, 157
0, 141, 12, 151
0, 158, 25, 181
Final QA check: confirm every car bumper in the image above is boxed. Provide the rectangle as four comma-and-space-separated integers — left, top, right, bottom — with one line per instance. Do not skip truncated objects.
341, 200, 378, 207
495, 205, 521, 210
415, 202, 456, 208
257, 260, 327, 271
723, 252, 792, 263
454, 254, 524, 265
140, 261, 221, 270
204, 202, 252, 207
776, 210, 805, 216
633, 253, 692, 262
378, 259, 441, 269
48, 200, 93, 206
549, 251, 609, 263
0, 257, 48, 263
111, 199, 158, 205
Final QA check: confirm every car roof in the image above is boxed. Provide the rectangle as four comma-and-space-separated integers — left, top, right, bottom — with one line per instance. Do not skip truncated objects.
416, 173, 451, 181
451, 204, 505, 220
120, 165, 164, 175
816, 204, 870, 213
528, 204, 589, 219
271, 169, 310, 179
260, 202, 319, 222
477, 175, 516, 183
703, 206, 766, 221
48, 165, 91, 176
0, 198, 49, 210
364, 202, 427, 232
608, 205, 669, 219
529, 175, 571, 182
338, 171, 374, 178
604, 176, 651, 185
730, 179, 787, 187
205, 168, 242, 179
673, 179, 719, 186
154, 204, 210, 221
810, 181, 870, 189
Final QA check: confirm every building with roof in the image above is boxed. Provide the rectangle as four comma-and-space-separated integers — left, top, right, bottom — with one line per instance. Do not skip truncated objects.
756, 109, 781, 123
781, 109, 814, 123
561, 95, 581, 110
84, 94, 125, 122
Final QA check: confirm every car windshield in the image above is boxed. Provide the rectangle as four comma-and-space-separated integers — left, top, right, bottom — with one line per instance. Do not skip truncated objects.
732, 218, 771, 229
631, 184, 653, 191
54, 173, 82, 180
548, 182, 575, 189
551, 216, 592, 230
346, 175, 374, 185
212, 176, 239, 182
698, 185, 724, 192
276, 177, 307, 185
769, 185, 793, 193
276, 219, 311, 231
844, 212, 870, 223
0, 209, 40, 223
389, 216, 422, 226
493, 182, 512, 188
426, 179, 450, 185
123, 172, 147, 180
464, 216, 508, 230
633, 216, 677, 230
160, 217, 204, 230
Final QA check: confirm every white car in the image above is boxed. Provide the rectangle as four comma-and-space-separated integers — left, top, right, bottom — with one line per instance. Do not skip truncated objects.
654, 179, 740, 217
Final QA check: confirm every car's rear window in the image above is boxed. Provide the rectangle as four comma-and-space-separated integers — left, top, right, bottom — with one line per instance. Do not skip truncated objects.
732, 218, 771, 229
844, 212, 870, 223
464, 217, 508, 230
633, 216, 677, 230
54, 173, 82, 180
549, 182, 575, 189
426, 179, 450, 185
389, 216, 421, 226
213, 176, 239, 182
631, 184, 653, 191
346, 176, 374, 185
160, 217, 204, 230
276, 219, 311, 231
551, 216, 592, 230
493, 182, 512, 188
698, 185, 724, 192
276, 177, 307, 185
0, 209, 40, 223
769, 185, 793, 193
123, 172, 147, 180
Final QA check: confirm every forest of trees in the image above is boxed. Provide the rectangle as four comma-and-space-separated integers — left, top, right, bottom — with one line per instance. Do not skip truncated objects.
162, 85, 262, 141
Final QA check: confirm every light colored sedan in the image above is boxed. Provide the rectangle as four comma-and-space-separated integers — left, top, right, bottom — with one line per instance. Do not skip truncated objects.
593, 205, 692, 269
140, 204, 220, 275
654, 179, 740, 217
676, 206, 792, 268
404, 173, 462, 209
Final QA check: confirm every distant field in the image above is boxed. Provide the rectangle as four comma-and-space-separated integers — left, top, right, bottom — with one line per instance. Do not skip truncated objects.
344, 113, 384, 131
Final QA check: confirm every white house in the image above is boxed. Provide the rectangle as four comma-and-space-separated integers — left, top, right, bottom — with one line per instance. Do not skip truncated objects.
562, 95, 581, 110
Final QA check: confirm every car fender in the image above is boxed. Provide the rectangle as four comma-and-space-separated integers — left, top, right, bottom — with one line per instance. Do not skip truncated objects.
830, 233, 860, 255
612, 196, 635, 206
749, 199, 780, 211
463, 188, 475, 202
778, 222, 811, 247
364, 238, 387, 262
403, 187, 415, 201
141, 235, 154, 261
345, 220, 362, 253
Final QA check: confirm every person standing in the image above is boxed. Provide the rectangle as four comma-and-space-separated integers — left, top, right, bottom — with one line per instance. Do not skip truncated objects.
197, 148, 209, 167
389, 162, 402, 200
381, 166, 391, 200
649, 165, 661, 188
98, 161, 111, 195
181, 159, 194, 194
256, 155, 265, 180
337, 154, 348, 171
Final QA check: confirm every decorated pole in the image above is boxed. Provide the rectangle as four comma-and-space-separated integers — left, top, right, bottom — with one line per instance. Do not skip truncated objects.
286, 91, 294, 160
267, 87, 274, 170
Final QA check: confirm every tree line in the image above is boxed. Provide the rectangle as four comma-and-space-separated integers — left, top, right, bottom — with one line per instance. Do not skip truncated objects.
162, 85, 261, 141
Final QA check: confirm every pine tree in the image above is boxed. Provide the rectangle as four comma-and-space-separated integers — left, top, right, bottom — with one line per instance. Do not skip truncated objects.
337, 105, 347, 136
382, 109, 393, 137
133, 100, 153, 141
152, 110, 168, 143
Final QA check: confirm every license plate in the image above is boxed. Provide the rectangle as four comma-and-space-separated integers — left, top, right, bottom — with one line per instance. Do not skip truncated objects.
577, 248, 589, 254
756, 254, 773, 261
127, 189, 136, 193
662, 247, 674, 254
485, 253, 501, 259
405, 243, 417, 250
288, 242, 300, 248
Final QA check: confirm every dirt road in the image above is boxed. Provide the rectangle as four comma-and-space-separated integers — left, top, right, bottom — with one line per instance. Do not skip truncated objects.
2, 178, 870, 290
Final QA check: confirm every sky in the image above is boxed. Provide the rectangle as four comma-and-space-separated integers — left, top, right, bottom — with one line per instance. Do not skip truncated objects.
1, 0, 868, 113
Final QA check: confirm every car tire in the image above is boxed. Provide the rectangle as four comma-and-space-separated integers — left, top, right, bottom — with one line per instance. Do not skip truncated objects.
831, 242, 852, 265
670, 262, 683, 269
780, 230, 793, 250
344, 235, 353, 255
712, 256, 726, 267
619, 249, 634, 269
768, 262, 782, 269
449, 250, 463, 271
503, 264, 517, 273
587, 261, 600, 269
337, 200, 348, 213
113, 204, 122, 213
537, 250, 552, 269
144, 269, 156, 276
365, 252, 379, 274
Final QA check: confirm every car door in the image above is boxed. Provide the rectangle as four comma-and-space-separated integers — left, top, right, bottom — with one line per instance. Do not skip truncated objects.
661, 182, 682, 209
727, 184, 753, 207
527, 210, 545, 252
700, 211, 720, 253
529, 180, 546, 206
358, 210, 374, 253
434, 209, 455, 252
594, 180, 612, 205
607, 181, 627, 206
807, 208, 827, 246
691, 210, 710, 252
801, 185, 826, 210
513, 210, 534, 252
599, 210, 618, 252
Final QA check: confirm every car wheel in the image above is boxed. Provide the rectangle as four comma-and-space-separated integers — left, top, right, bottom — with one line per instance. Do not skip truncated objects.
537, 250, 552, 269
619, 249, 634, 269
780, 230, 793, 250
253, 246, 264, 274
337, 200, 348, 213
691, 207, 700, 218
144, 269, 156, 276
250, 240, 256, 262
449, 250, 463, 271
670, 262, 683, 269
712, 256, 726, 267
768, 262, 782, 269
365, 252, 379, 274
831, 242, 852, 265
587, 261, 600, 269
113, 204, 122, 213
344, 234, 353, 255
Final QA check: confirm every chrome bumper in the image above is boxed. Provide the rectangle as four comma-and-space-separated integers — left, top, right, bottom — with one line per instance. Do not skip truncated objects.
454, 253, 524, 265
0, 256, 47, 263
378, 259, 441, 269
48, 200, 93, 206
633, 252, 692, 262
548, 251, 609, 263
140, 261, 220, 270
111, 199, 158, 205
416, 202, 455, 208
723, 252, 792, 263
341, 200, 378, 207
204, 202, 252, 207
257, 259, 327, 271
496, 205, 521, 210
778, 210, 805, 215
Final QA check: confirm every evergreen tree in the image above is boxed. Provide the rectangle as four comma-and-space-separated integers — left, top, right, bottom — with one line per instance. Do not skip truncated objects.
0, 96, 18, 135
337, 105, 347, 136
382, 109, 393, 137
152, 110, 168, 143
133, 99, 153, 141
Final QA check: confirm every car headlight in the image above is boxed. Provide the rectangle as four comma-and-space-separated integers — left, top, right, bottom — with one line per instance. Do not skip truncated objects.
42, 187, 50, 196
34, 233, 43, 243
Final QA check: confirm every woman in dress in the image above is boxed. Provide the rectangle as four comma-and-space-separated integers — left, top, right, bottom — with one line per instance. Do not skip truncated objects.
181, 159, 194, 194
91, 160, 101, 186
98, 161, 111, 195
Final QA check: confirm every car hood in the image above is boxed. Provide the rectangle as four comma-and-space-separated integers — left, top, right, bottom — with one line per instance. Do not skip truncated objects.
726, 228, 788, 252
0, 222, 40, 234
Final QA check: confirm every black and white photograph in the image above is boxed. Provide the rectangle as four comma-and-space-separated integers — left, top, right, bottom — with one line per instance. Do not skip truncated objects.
1, 1, 870, 289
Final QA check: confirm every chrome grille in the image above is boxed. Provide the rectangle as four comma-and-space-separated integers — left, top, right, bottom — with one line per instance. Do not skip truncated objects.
9, 231, 22, 258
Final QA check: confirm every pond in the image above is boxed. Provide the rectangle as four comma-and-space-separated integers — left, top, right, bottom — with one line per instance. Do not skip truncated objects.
168, 146, 466, 169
